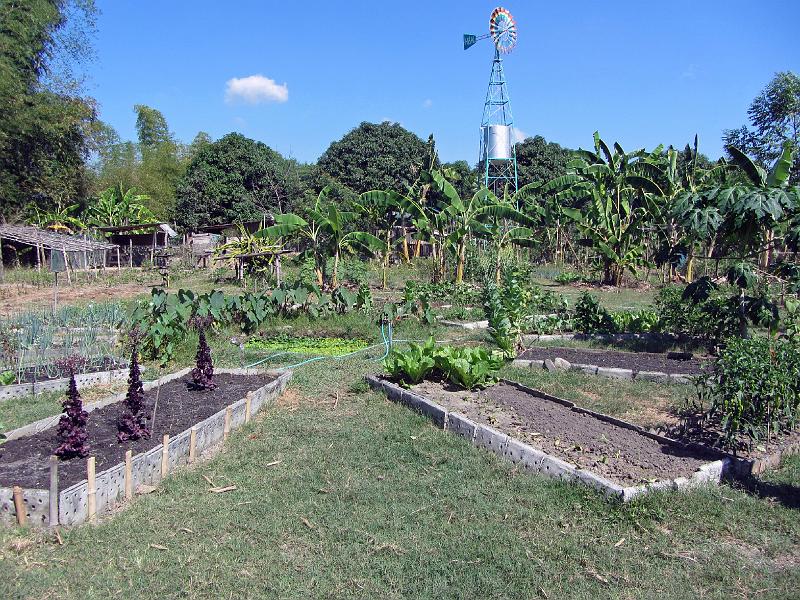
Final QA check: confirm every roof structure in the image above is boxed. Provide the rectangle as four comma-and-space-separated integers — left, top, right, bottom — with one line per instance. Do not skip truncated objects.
95, 223, 178, 237
0, 224, 117, 252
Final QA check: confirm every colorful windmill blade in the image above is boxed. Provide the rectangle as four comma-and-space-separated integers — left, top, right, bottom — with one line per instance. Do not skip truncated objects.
489, 7, 517, 54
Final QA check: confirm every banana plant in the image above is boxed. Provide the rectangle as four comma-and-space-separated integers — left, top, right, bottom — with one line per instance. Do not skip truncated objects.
356, 190, 405, 289
546, 132, 665, 286
85, 185, 155, 228
27, 203, 86, 234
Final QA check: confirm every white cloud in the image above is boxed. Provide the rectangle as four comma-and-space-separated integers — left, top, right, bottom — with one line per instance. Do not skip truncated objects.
513, 128, 528, 143
422, 98, 433, 109
225, 74, 288, 104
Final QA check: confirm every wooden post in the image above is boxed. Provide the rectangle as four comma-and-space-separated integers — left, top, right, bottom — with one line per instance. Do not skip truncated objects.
223, 406, 232, 441
116, 247, 121, 272
12, 486, 27, 526
151, 230, 156, 265
36, 243, 42, 272
129, 238, 133, 268
87, 456, 96, 522
49, 456, 59, 527
124, 450, 133, 500
245, 394, 252, 423
161, 434, 170, 477
0, 235, 4, 283
189, 427, 197, 463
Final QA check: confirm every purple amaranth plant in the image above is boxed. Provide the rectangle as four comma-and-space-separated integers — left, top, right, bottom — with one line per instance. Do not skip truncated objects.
189, 316, 216, 390
117, 334, 150, 442
55, 356, 90, 459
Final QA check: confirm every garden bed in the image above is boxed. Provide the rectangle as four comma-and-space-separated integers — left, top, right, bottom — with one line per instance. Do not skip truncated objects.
0, 360, 131, 401
0, 369, 291, 525
366, 376, 728, 500
515, 346, 709, 382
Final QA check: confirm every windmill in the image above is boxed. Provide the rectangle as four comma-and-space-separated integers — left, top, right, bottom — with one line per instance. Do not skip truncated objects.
464, 7, 519, 196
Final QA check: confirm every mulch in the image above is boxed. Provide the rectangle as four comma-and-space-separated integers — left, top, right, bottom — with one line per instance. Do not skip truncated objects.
411, 380, 719, 486
518, 346, 710, 375
0, 373, 274, 489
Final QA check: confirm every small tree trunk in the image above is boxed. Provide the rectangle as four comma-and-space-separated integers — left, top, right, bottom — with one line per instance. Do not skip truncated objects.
332, 250, 340, 288
495, 244, 503, 284
455, 240, 466, 284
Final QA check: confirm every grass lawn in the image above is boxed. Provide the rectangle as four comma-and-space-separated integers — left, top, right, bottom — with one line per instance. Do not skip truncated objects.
0, 285, 798, 599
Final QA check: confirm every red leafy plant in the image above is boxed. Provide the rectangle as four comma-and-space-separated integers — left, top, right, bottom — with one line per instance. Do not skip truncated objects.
55, 356, 90, 459
189, 316, 216, 390
117, 328, 150, 442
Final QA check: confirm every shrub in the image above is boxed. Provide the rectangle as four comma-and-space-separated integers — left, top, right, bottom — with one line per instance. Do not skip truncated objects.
574, 292, 615, 333
554, 270, 583, 284
55, 357, 90, 459
696, 337, 800, 449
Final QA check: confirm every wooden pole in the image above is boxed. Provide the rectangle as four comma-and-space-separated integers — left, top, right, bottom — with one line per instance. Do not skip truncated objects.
129, 239, 133, 268
116, 247, 121, 272
87, 456, 96, 522
49, 455, 59, 527
245, 394, 252, 423
36, 243, 42, 272
151, 230, 156, 265
161, 434, 170, 478
12, 486, 27, 526
189, 427, 197, 463
223, 406, 232, 441
0, 235, 4, 283
62, 247, 71, 285
124, 450, 133, 500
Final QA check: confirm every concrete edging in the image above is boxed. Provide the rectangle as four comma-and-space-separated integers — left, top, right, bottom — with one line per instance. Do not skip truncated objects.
1, 368, 291, 527
510, 358, 694, 384
0, 365, 132, 402
365, 375, 729, 502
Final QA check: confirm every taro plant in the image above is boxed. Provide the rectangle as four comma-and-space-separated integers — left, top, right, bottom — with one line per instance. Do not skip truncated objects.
117, 332, 150, 442
189, 316, 216, 391
55, 356, 90, 459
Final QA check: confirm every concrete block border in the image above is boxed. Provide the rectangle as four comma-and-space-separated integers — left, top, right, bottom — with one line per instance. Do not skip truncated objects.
0, 368, 291, 527
510, 357, 694, 384
0, 365, 132, 402
365, 375, 730, 501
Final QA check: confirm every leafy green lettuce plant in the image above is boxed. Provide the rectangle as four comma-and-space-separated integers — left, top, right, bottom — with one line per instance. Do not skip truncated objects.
383, 338, 437, 385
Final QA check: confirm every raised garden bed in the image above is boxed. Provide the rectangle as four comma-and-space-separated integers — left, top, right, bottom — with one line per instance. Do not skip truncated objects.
366, 375, 729, 500
0, 367, 291, 527
514, 346, 709, 383
0, 359, 131, 401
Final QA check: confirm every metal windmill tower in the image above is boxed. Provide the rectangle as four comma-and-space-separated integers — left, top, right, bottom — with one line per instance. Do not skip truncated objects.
464, 7, 519, 196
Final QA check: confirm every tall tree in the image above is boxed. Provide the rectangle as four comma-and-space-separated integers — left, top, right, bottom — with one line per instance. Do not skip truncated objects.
723, 72, 800, 184
0, 0, 99, 219
514, 135, 574, 188
317, 121, 428, 195
174, 133, 305, 230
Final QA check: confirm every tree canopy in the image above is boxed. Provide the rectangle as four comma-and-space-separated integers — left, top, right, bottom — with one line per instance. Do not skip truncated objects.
723, 71, 800, 184
514, 135, 574, 188
317, 121, 428, 195
174, 133, 304, 230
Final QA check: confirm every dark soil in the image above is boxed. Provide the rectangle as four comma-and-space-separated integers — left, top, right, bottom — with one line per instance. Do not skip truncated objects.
518, 346, 710, 375
2, 357, 126, 386
411, 380, 718, 486
0, 373, 274, 489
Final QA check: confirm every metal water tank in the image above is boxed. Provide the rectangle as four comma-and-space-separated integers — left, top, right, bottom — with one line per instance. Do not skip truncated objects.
482, 125, 513, 161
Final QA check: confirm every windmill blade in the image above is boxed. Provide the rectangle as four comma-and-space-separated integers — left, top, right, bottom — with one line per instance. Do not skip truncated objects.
463, 34, 477, 50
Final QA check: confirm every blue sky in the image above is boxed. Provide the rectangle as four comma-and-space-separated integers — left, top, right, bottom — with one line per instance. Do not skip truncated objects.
89, 1, 799, 164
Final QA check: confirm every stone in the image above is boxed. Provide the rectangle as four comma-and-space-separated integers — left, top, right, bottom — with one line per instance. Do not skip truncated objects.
544, 358, 557, 372
554, 357, 571, 370
635, 370, 670, 383
596, 367, 634, 380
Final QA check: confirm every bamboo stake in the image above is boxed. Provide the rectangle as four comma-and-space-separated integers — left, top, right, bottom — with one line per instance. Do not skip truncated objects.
223, 406, 232, 441
12, 486, 26, 526
245, 394, 252, 423
161, 434, 170, 477
62, 246, 71, 285
124, 450, 133, 500
87, 457, 96, 522
49, 456, 59, 527
189, 427, 197, 463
